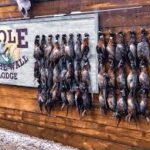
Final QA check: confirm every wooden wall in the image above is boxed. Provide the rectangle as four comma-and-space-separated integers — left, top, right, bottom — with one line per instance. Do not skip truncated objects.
0, 0, 150, 150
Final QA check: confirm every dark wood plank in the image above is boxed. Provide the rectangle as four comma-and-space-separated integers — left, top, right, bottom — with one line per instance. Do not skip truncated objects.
0, 106, 150, 149
0, 118, 144, 150
0, 0, 150, 20
0, 87, 150, 133
100, 5, 150, 28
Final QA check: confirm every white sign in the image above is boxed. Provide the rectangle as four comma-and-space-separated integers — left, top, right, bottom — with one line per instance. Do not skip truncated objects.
0, 13, 99, 93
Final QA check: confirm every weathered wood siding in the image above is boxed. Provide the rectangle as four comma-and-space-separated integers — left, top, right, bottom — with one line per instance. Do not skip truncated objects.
0, 0, 150, 150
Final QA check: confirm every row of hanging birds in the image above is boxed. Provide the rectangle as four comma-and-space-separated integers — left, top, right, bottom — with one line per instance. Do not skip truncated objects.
34, 33, 92, 117
97, 29, 150, 125
33, 29, 150, 125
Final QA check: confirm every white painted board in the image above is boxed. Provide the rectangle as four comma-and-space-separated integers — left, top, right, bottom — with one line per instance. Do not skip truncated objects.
0, 13, 99, 93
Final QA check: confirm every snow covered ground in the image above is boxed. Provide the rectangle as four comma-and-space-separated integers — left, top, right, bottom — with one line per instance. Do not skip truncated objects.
0, 128, 78, 150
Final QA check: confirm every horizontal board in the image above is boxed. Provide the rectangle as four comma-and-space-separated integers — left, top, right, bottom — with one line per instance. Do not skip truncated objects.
0, 118, 142, 150
0, 0, 150, 20
0, 0, 16, 6
0, 85, 37, 99
0, 107, 150, 143
0, 107, 147, 150
0, 13, 99, 92
0, 92, 150, 133
100, 6, 150, 28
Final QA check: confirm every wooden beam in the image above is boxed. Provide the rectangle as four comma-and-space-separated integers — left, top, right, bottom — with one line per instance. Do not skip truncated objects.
0, 118, 144, 150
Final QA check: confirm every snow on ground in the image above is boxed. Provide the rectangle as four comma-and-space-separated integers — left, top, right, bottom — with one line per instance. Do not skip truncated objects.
0, 128, 78, 150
